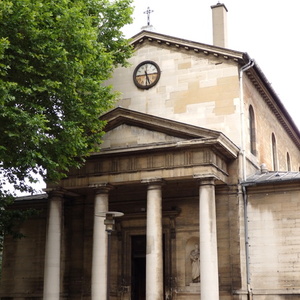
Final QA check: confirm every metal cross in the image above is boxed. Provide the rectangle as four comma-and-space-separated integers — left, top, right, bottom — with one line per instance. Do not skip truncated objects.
144, 7, 154, 26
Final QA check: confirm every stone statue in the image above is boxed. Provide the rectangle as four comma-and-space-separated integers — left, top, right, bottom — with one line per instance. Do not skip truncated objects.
190, 244, 200, 283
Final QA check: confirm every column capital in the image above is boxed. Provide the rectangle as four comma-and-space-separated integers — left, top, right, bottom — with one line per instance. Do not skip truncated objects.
193, 174, 218, 186
44, 188, 65, 199
89, 182, 113, 194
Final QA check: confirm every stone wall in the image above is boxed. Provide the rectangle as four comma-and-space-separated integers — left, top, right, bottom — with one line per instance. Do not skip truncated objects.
243, 75, 300, 172
107, 41, 241, 147
246, 183, 300, 298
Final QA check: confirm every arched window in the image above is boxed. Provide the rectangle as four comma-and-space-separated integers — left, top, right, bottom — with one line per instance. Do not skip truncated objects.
287, 152, 291, 171
249, 105, 256, 155
272, 133, 278, 171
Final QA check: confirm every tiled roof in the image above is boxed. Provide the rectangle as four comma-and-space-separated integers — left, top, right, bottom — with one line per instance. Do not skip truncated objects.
243, 171, 300, 186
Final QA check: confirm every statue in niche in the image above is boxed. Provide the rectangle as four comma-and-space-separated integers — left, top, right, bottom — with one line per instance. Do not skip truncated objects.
190, 244, 200, 283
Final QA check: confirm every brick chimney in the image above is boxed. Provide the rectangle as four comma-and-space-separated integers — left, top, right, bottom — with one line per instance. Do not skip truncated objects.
211, 2, 228, 48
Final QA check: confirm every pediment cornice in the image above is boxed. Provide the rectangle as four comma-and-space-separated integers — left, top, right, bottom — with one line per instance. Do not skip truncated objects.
130, 30, 246, 63
101, 107, 218, 139
99, 107, 239, 160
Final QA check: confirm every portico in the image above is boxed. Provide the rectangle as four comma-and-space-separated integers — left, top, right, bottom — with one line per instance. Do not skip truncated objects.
43, 176, 221, 300
91, 176, 220, 300
42, 107, 238, 300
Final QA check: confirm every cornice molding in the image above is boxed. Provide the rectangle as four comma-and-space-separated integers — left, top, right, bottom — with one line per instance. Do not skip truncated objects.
130, 30, 245, 63
101, 107, 221, 139
98, 107, 239, 160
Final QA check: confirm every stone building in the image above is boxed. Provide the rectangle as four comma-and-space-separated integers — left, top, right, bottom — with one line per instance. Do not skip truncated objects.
1, 3, 300, 300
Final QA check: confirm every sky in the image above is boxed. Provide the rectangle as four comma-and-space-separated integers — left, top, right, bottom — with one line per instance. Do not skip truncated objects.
122, 0, 300, 129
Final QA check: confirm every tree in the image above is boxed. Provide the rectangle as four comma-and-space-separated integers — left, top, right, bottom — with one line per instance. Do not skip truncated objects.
0, 0, 133, 237
0, 0, 133, 191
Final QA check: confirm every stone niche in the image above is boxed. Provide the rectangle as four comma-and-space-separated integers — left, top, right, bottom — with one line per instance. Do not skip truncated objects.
185, 237, 200, 291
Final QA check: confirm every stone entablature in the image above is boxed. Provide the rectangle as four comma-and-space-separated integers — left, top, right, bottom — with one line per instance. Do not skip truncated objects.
71, 147, 226, 176
61, 147, 229, 189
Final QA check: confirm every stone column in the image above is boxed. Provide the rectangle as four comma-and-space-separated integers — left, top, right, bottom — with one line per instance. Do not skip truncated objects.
143, 179, 164, 300
91, 184, 111, 300
43, 190, 64, 300
199, 177, 219, 300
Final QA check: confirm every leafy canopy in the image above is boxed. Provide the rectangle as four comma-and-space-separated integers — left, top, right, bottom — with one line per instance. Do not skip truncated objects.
0, 0, 133, 245
0, 0, 133, 197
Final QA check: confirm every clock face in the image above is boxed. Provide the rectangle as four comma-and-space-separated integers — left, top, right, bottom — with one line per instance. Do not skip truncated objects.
133, 61, 161, 89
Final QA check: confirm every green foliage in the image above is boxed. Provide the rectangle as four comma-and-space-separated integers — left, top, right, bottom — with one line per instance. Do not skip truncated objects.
0, 0, 133, 192
0, 0, 133, 245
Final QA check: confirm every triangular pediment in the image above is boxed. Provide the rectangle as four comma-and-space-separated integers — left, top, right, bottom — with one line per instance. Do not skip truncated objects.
101, 107, 219, 140
130, 30, 245, 63
101, 123, 186, 150
96, 107, 239, 160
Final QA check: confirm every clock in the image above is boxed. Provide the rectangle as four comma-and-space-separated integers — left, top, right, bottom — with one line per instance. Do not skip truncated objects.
133, 61, 161, 89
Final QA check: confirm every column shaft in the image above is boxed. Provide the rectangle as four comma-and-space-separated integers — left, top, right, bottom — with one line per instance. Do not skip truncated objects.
43, 192, 63, 300
199, 179, 219, 300
91, 188, 109, 300
146, 182, 164, 300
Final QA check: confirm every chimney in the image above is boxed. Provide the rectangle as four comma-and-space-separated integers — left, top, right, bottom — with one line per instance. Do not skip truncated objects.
211, 2, 228, 48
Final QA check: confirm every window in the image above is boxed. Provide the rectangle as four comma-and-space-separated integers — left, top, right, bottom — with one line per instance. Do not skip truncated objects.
287, 152, 291, 171
272, 133, 278, 171
249, 105, 256, 155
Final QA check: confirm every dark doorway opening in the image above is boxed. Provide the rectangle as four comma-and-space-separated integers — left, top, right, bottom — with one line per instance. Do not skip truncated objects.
131, 235, 146, 300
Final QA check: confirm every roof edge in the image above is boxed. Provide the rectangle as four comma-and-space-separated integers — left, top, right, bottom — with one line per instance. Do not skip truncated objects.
130, 30, 246, 62
242, 171, 300, 187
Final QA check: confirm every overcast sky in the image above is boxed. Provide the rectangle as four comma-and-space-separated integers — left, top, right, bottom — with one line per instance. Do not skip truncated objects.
123, 0, 300, 129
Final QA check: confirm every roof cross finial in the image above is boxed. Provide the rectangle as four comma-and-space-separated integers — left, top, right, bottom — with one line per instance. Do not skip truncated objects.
144, 7, 154, 26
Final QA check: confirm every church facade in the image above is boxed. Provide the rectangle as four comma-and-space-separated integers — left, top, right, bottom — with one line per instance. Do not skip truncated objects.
1, 4, 300, 300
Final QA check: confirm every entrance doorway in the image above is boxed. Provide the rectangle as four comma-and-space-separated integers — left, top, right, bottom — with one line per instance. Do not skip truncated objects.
130, 235, 166, 299
131, 235, 146, 300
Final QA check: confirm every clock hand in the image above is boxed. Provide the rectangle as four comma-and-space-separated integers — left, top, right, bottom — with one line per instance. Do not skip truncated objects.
145, 71, 151, 85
